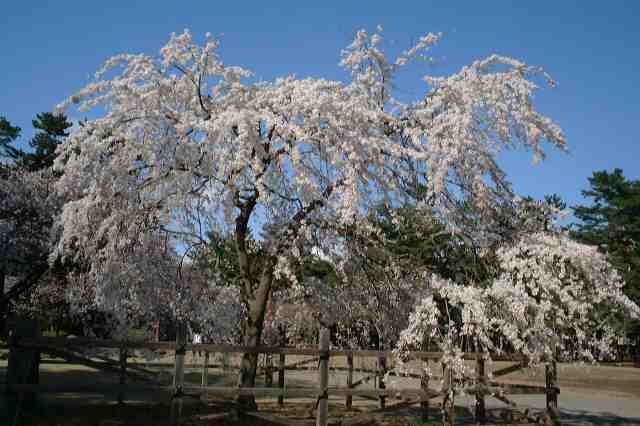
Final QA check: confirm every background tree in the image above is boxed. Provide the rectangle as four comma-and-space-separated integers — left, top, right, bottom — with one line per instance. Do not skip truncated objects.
0, 112, 72, 336
0, 113, 73, 171
0, 116, 22, 163
19, 112, 72, 172
570, 168, 640, 340
0, 169, 58, 335
279, 195, 566, 351
319, 204, 499, 348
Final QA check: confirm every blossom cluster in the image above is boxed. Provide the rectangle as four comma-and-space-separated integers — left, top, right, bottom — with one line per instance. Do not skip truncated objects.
392, 232, 640, 396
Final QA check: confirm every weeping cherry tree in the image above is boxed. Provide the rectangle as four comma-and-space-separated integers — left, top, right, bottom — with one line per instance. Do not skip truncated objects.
54, 26, 572, 407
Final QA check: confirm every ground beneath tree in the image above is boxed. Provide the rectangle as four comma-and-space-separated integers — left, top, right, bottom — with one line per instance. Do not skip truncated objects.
4, 395, 640, 425
2, 399, 541, 426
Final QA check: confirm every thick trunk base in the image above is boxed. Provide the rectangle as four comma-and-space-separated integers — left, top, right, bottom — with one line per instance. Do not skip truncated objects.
236, 318, 264, 410
236, 352, 259, 410
6, 318, 41, 411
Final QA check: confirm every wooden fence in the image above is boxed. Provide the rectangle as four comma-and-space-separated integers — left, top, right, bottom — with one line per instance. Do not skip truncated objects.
4, 330, 559, 425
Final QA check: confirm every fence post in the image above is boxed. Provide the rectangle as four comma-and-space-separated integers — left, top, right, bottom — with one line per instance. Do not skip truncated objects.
420, 358, 429, 421
276, 332, 286, 406
201, 351, 209, 388
475, 356, 486, 424
546, 358, 559, 421
378, 353, 386, 409
316, 327, 330, 426
277, 335, 286, 406
118, 345, 127, 405
443, 363, 454, 426
171, 321, 187, 426
265, 354, 273, 387
277, 351, 286, 406
345, 353, 353, 409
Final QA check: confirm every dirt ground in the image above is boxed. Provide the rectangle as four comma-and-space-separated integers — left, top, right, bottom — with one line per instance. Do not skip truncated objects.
491, 362, 640, 399
1, 398, 541, 426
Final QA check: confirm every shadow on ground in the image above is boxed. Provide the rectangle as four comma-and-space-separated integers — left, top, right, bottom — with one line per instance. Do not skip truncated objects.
375, 405, 640, 426
558, 409, 640, 426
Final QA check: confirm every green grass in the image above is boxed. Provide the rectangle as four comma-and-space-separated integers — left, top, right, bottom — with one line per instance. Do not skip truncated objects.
409, 421, 442, 426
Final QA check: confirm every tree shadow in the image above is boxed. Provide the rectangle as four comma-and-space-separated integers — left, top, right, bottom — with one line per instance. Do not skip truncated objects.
375, 404, 640, 426
558, 409, 640, 426
0, 362, 242, 425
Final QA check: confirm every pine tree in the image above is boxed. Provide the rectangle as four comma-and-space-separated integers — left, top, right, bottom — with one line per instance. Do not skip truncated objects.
0, 116, 23, 163
571, 169, 640, 340
18, 113, 72, 172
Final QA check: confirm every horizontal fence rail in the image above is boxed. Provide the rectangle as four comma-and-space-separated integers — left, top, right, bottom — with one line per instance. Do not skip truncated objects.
14, 336, 529, 361
2, 383, 437, 398
2, 382, 549, 397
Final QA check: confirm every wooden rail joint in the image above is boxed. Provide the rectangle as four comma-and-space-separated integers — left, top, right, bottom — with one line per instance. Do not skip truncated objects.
318, 350, 330, 362
546, 386, 560, 395
175, 343, 187, 356
315, 387, 329, 409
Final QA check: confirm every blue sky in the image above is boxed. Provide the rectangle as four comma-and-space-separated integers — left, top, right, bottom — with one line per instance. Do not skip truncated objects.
2, 1, 639, 215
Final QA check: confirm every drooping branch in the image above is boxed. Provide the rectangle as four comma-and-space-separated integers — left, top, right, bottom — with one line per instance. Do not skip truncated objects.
0, 260, 49, 304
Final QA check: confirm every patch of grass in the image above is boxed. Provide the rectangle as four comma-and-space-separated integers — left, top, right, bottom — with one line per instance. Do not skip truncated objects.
127, 328, 148, 340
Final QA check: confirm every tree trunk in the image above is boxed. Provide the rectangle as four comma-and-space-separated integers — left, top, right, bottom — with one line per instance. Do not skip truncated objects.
0, 266, 6, 338
6, 317, 41, 410
236, 263, 273, 409
236, 319, 264, 409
